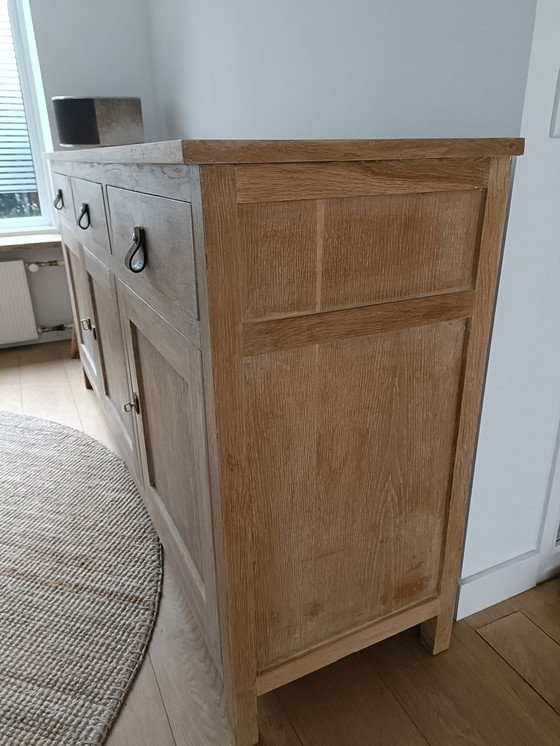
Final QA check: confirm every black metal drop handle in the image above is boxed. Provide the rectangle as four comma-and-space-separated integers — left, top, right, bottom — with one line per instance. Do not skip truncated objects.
53, 189, 64, 210
78, 203, 90, 230
124, 226, 147, 273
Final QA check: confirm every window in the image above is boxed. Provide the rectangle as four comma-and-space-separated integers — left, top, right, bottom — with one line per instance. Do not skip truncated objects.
0, 0, 52, 233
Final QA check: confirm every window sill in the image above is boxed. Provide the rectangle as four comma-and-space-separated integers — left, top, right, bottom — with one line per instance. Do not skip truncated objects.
0, 232, 61, 252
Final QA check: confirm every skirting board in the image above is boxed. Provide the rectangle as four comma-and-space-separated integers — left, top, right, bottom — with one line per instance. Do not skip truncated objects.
456, 550, 540, 619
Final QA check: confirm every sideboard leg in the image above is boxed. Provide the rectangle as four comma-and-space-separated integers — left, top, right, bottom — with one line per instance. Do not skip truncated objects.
228, 692, 259, 746
83, 369, 92, 390
420, 609, 453, 655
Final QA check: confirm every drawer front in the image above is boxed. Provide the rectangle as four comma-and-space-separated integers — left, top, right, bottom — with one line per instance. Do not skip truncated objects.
70, 177, 110, 256
51, 172, 74, 226
107, 186, 198, 325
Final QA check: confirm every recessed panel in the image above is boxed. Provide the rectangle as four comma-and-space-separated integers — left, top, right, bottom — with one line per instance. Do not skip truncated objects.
321, 190, 484, 309
240, 200, 318, 319
134, 329, 203, 576
246, 319, 467, 669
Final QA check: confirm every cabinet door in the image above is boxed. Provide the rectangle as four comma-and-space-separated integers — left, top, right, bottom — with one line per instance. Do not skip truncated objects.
61, 232, 101, 388
117, 281, 220, 665
82, 248, 139, 477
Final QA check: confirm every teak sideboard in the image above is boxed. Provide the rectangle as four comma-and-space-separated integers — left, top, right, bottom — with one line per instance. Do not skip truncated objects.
48, 138, 523, 745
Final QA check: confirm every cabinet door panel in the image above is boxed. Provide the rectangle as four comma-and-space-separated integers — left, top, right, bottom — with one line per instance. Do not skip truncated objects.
83, 248, 139, 476
117, 281, 220, 665
62, 233, 100, 386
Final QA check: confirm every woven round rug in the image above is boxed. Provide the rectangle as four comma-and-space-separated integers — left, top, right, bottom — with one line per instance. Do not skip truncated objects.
0, 410, 162, 746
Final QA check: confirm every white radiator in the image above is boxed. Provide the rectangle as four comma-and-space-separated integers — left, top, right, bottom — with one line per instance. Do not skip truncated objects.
0, 260, 38, 345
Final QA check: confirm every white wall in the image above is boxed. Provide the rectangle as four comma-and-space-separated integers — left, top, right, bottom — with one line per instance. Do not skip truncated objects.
27, 0, 158, 147
458, 0, 560, 616
146, 0, 535, 140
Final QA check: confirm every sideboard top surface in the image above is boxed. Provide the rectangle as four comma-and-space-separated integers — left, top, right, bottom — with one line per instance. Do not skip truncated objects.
46, 137, 524, 166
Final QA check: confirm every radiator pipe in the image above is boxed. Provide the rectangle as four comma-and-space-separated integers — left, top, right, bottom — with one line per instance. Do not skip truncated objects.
38, 324, 73, 334
25, 260, 65, 272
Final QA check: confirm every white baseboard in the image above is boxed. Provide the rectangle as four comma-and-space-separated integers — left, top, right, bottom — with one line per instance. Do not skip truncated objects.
456, 550, 540, 619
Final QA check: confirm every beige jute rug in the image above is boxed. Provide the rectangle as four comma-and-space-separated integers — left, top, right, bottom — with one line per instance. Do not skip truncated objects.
0, 410, 162, 745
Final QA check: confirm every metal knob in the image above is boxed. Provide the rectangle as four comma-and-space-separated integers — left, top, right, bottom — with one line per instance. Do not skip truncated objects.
124, 393, 140, 414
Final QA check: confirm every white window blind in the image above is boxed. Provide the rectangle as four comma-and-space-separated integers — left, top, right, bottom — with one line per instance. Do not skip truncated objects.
0, 0, 37, 195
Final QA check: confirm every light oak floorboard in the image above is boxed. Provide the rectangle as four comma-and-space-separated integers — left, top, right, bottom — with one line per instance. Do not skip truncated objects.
478, 611, 560, 714
453, 620, 560, 742
0, 384, 23, 413
0, 347, 21, 387
276, 653, 428, 746
510, 579, 560, 644
106, 655, 176, 746
18, 342, 69, 386
463, 597, 519, 630
147, 566, 234, 746
21, 382, 82, 430
72, 388, 119, 453
364, 627, 558, 746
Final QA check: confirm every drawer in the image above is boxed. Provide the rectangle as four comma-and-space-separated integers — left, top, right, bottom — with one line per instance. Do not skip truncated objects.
107, 186, 198, 324
51, 172, 74, 226
70, 177, 111, 256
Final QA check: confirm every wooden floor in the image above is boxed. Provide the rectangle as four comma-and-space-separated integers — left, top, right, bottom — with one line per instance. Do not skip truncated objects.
2, 340, 560, 745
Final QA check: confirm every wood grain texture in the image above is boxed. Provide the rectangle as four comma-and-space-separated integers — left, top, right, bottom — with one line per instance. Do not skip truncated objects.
47, 138, 524, 165
421, 156, 513, 654
106, 186, 198, 324
240, 200, 318, 319
148, 567, 232, 746
240, 189, 483, 321
320, 190, 485, 309
243, 290, 474, 356
453, 620, 560, 742
364, 627, 558, 746
50, 161, 192, 201
247, 321, 467, 669
257, 693, 303, 746
106, 656, 176, 746
256, 598, 440, 694
235, 158, 489, 203
276, 654, 428, 746
478, 612, 560, 713
198, 164, 259, 746
182, 138, 523, 164
509, 579, 560, 645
